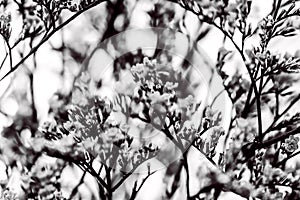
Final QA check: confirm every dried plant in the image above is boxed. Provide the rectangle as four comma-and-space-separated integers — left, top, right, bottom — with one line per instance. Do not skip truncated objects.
1, 0, 300, 200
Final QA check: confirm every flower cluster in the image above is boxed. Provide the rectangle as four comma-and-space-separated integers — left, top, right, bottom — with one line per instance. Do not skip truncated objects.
15, 0, 101, 41
178, 123, 197, 141
62, 94, 155, 171
40, 69, 161, 172
129, 57, 198, 130
126, 57, 208, 156
258, 15, 275, 47
250, 163, 298, 199
34, 0, 99, 13
202, 107, 222, 130
252, 186, 284, 200
52, 0, 78, 12
254, 50, 300, 75
202, 127, 225, 158
0, 12, 11, 41
196, 0, 228, 20
181, 0, 252, 36
193, 107, 224, 159
21, 159, 65, 200
281, 135, 299, 154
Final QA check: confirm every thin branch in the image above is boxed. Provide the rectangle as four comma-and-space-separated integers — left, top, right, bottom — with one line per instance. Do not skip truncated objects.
105, 165, 113, 200
166, 161, 184, 198
129, 170, 156, 200
29, 72, 37, 123
182, 151, 190, 198
170, 0, 264, 144
241, 83, 253, 118
111, 153, 158, 192
211, 22, 263, 143
42, 145, 108, 189
281, 0, 300, 7
112, 171, 133, 192
162, 124, 185, 152
260, 126, 300, 149
68, 171, 87, 200
98, 163, 104, 176
6, 41, 12, 70
210, 89, 225, 107
0, 35, 12, 70
0, 52, 8, 70
276, 150, 300, 167
263, 93, 300, 135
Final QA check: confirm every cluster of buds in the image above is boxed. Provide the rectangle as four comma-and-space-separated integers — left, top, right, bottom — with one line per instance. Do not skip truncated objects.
52, 0, 78, 12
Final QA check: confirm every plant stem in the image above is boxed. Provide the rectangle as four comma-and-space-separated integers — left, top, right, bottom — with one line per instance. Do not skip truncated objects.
105, 166, 112, 200
129, 170, 156, 200
276, 150, 300, 167
260, 126, 300, 148
263, 94, 300, 135
182, 151, 190, 199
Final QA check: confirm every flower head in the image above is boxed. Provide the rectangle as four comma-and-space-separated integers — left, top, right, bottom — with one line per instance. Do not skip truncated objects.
281, 135, 299, 154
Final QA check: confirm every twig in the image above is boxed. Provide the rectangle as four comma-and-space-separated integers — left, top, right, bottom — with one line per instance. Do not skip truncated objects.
111, 148, 158, 192
29, 72, 37, 123
260, 126, 300, 148
98, 163, 104, 176
182, 151, 190, 198
263, 93, 300, 135
276, 150, 300, 167
42, 145, 108, 189
6, 41, 12, 70
210, 89, 225, 107
105, 165, 113, 200
0, 52, 8, 70
211, 23, 263, 143
171, 0, 264, 143
29, 46, 38, 123
166, 161, 184, 198
68, 171, 87, 200
129, 170, 156, 200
